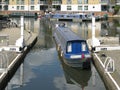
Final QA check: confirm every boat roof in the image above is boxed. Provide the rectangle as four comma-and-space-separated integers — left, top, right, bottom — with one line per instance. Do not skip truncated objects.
56, 26, 85, 42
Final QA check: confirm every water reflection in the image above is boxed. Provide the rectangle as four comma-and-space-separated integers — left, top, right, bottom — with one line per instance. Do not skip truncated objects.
31, 19, 54, 51
69, 22, 89, 39
6, 63, 31, 90
101, 21, 117, 36
10, 18, 37, 32
11, 17, 120, 39
58, 19, 120, 39
59, 56, 92, 89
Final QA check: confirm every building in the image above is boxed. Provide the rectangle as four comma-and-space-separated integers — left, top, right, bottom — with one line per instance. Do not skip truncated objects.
9, 0, 40, 11
61, 0, 110, 12
0, 0, 119, 14
0, 0, 9, 11
39, 0, 61, 11
116, 0, 120, 5
8, 0, 61, 12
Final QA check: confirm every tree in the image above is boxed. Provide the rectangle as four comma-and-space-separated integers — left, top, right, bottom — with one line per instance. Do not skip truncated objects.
114, 5, 120, 14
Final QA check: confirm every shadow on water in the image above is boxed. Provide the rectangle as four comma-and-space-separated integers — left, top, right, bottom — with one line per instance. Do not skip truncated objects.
58, 53, 92, 90
32, 18, 54, 50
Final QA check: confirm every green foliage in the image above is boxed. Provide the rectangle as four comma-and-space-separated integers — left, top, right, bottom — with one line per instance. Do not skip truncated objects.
114, 5, 120, 14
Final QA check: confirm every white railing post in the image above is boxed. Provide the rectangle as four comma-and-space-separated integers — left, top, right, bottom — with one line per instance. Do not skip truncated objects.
91, 16, 100, 52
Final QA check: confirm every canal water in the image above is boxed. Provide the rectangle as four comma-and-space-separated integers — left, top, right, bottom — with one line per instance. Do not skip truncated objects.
6, 17, 120, 90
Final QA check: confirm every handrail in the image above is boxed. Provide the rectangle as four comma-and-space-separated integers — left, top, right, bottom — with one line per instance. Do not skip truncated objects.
104, 57, 115, 73
94, 53, 120, 90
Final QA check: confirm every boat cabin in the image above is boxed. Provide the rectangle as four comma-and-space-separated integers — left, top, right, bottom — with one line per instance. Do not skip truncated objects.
53, 24, 91, 68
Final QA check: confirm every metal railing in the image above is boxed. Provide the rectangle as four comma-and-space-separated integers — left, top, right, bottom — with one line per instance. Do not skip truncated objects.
0, 52, 9, 73
0, 2, 9, 5
38, 1, 48, 4
52, 1, 61, 5
100, 0, 109, 4
104, 57, 115, 73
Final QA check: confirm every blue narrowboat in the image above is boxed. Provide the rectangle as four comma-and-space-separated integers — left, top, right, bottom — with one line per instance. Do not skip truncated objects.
53, 24, 91, 68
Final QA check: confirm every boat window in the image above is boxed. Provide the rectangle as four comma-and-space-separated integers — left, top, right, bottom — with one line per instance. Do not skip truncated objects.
67, 42, 72, 53
81, 42, 86, 51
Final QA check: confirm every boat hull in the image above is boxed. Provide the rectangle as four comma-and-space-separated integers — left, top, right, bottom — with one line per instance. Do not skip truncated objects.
63, 57, 91, 68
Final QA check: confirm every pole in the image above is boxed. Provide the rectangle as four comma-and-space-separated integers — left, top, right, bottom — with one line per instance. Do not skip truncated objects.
20, 16, 24, 47
15, 16, 24, 48
21, 16, 24, 39
91, 16, 96, 47
91, 15, 100, 50
92, 16, 95, 39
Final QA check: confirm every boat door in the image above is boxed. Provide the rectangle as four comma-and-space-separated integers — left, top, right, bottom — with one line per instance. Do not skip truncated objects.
66, 41, 88, 54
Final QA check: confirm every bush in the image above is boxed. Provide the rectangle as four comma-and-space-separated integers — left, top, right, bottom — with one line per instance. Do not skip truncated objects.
114, 5, 120, 14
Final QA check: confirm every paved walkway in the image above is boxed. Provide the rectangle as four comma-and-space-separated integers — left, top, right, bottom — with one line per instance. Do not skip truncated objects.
0, 27, 37, 74
97, 50, 120, 88
0, 27, 37, 46
0, 51, 17, 70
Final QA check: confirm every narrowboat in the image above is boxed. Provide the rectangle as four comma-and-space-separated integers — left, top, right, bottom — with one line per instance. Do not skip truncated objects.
50, 13, 88, 22
53, 24, 91, 68
50, 13, 101, 22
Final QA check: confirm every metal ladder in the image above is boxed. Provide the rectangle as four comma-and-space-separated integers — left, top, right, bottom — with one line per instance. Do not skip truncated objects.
104, 57, 115, 73
0, 52, 9, 73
